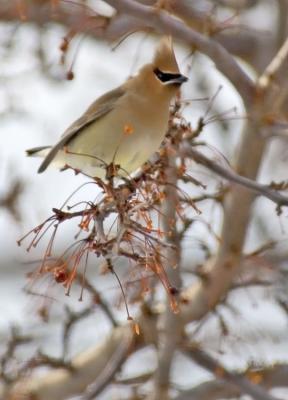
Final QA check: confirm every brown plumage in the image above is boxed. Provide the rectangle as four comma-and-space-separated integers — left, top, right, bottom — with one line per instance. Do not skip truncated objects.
27, 37, 187, 178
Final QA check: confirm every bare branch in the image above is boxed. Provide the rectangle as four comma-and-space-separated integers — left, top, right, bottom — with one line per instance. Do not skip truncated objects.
182, 143, 288, 211
175, 380, 240, 400
182, 345, 284, 400
258, 34, 288, 89
9, 325, 136, 400
151, 136, 182, 399
175, 362, 288, 400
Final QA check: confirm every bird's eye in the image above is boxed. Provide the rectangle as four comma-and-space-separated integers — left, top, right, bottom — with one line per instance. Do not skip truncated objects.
154, 68, 165, 81
153, 68, 183, 84
154, 68, 171, 82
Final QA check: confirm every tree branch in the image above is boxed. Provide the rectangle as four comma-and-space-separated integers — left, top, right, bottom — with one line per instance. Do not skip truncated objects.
150, 137, 182, 399
182, 345, 284, 400
182, 143, 288, 211
104, 0, 255, 106
175, 363, 288, 400
8, 324, 136, 400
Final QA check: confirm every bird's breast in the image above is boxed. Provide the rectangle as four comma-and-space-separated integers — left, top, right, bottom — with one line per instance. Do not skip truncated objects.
63, 94, 170, 176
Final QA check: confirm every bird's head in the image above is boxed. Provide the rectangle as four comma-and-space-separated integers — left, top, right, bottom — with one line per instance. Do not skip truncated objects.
152, 36, 188, 88
132, 37, 188, 98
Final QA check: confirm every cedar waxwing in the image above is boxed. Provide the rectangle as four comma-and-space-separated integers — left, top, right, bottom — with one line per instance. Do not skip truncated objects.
27, 37, 188, 178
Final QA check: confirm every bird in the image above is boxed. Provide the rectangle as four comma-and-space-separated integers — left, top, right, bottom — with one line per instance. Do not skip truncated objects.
26, 37, 188, 179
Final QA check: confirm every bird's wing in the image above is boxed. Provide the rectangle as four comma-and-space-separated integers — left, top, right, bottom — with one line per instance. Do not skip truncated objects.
38, 85, 126, 173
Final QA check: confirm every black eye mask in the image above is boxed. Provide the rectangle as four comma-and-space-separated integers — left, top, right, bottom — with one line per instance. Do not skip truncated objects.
153, 68, 184, 83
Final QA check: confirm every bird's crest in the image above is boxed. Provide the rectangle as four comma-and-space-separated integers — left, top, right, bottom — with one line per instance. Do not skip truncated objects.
153, 36, 179, 74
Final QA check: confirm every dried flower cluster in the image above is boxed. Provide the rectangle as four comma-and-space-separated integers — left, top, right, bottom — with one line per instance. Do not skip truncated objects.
18, 107, 207, 320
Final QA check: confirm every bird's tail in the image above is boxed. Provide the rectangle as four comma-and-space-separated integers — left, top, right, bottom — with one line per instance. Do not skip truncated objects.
26, 146, 51, 157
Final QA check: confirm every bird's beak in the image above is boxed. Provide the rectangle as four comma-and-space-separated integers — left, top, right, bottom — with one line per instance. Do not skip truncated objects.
166, 74, 188, 86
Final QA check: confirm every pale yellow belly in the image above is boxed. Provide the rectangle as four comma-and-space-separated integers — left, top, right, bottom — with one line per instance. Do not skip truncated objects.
53, 107, 168, 178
